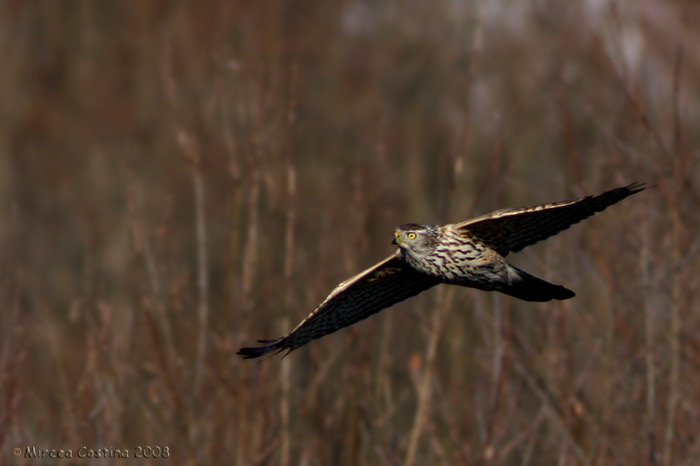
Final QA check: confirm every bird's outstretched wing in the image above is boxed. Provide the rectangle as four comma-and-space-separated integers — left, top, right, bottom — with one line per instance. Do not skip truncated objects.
456, 183, 649, 256
237, 255, 441, 359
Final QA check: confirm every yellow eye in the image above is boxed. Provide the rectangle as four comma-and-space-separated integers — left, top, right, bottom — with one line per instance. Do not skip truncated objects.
407, 232, 417, 240
394, 232, 401, 240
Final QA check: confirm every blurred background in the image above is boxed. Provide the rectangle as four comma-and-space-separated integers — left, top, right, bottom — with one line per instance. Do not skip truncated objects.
1, 1, 698, 464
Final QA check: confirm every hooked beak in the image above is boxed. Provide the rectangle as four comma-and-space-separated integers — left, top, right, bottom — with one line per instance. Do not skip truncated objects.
391, 237, 397, 245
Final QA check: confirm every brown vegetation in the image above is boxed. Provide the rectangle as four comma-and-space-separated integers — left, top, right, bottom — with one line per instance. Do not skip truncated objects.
1, 1, 699, 464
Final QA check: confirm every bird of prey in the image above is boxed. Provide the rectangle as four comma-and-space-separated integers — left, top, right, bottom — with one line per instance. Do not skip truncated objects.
238, 183, 648, 359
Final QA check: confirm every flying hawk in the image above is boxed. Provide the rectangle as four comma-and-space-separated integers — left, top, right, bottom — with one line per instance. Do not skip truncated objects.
238, 183, 648, 359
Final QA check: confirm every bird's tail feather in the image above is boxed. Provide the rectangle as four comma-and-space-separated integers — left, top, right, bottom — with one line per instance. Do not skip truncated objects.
502, 266, 575, 302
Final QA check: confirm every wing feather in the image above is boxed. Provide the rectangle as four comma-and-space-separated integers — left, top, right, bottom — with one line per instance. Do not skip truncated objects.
456, 183, 648, 256
237, 255, 440, 359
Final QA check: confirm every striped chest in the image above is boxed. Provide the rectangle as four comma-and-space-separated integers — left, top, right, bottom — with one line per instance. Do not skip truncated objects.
403, 230, 487, 281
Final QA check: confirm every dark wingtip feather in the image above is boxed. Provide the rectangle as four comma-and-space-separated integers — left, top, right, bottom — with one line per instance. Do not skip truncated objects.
599, 182, 649, 205
623, 181, 652, 195
581, 182, 651, 218
237, 339, 285, 360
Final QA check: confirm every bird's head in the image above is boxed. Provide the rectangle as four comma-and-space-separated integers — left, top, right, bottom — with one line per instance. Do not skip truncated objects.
392, 224, 439, 259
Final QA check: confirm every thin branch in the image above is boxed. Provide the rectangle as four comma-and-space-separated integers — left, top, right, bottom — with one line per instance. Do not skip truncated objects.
178, 130, 210, 399
404, 286, 454, 466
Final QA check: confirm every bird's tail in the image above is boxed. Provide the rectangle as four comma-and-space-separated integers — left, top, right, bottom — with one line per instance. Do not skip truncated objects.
502, 266, 575, 302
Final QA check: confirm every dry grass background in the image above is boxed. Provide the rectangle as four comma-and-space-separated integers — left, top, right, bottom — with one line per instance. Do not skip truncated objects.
1, 1, 699, 465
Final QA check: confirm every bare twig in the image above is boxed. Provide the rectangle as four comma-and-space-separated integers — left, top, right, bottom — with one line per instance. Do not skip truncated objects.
507, 327, 590, 465
404, 286, 454, 466
178, 130, 210, 399
641, 224, 657, 465
663, 43, 686, 466
280, 151, 297, 466
280, 317, 291, 466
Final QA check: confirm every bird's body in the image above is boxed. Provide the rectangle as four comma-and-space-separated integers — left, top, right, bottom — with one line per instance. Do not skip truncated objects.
394, 223, 574, 301
238, 183, 648, 359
